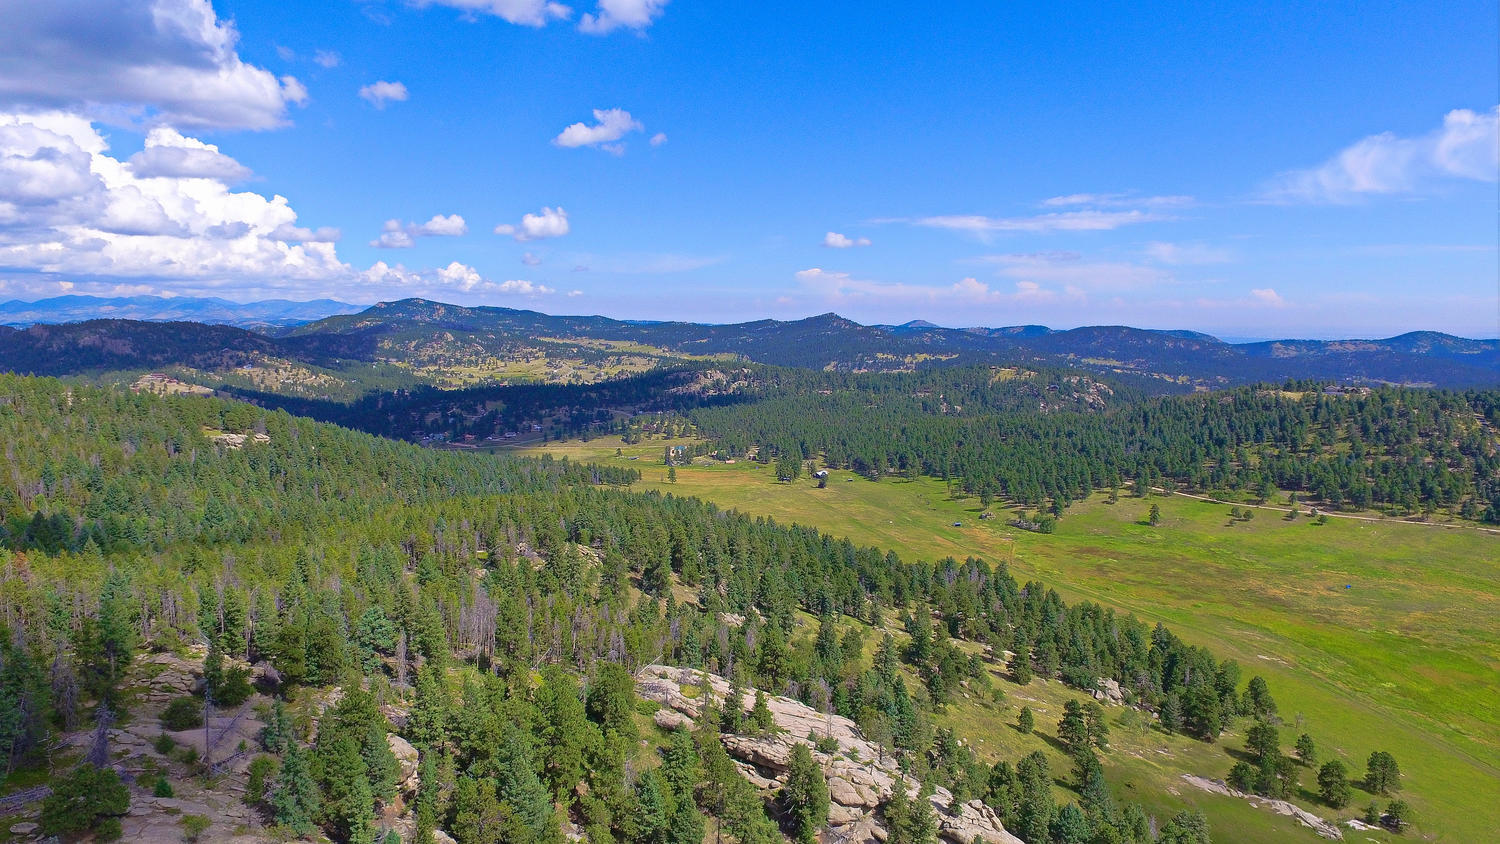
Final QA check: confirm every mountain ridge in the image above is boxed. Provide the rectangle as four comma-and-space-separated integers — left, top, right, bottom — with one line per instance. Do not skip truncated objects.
0, 295, 1494, 390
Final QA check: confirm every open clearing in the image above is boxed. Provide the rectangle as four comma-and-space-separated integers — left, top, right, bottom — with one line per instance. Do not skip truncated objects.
523, 435, 1500, 842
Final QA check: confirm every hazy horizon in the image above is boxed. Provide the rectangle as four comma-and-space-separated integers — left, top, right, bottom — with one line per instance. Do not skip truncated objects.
3, 291, 1497, 342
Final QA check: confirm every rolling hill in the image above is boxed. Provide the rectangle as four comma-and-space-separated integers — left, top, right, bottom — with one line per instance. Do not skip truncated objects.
0, 297, 1494, 391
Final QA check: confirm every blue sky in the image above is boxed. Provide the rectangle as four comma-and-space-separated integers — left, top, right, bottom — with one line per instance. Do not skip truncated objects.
0, 0, 1495, 338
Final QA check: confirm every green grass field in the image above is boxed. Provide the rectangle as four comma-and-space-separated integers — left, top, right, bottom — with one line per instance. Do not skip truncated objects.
526, 435, 1500, 842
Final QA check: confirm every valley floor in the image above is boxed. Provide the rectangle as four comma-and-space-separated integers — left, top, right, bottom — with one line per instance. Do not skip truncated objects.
520, 435, 1500, 843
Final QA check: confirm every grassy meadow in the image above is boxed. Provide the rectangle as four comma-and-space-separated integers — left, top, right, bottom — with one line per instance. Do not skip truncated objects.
522, 435, 1500, 842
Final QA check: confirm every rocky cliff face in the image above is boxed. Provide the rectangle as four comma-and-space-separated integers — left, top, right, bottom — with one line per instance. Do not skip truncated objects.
636, 664, 1025, 844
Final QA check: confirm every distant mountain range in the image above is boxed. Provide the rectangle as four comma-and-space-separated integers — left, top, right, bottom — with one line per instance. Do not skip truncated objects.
0, 295, 361, 328
0, 295, 1495, 390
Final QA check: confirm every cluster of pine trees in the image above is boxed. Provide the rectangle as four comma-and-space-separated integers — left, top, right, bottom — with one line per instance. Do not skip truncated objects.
683, 372, 1500, 520
0, 374, 1406, 843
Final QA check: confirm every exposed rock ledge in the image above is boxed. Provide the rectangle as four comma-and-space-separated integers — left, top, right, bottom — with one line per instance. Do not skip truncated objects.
1181, 774, 1343, 840
637, 664, 1023, 844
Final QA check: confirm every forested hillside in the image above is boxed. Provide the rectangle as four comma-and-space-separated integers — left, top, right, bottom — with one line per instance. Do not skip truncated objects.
676, 374, 1500, 522
2, 298, 1496, 394
0, 374, 1402, 842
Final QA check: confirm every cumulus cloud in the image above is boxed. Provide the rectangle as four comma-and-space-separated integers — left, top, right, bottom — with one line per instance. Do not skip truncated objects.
416, 0, 572, 28
553, 108, 643, 152
313, 50, 342, 68
0, 111, 345, 285
0, 112, 547, 303
494, 206, 570, 241
1248, 288, 1285, 307
127, 128, 253, 183
907, 209, 1167, 236
496, 279, 554, 295
370, 214, 468, 247
0, 0, 305, 130
1144, 241, 1231, 265
272, 223, 341, 242
823, 231, 871, 248
361, 262, 555, 296
1264, 106, 1499, 203
579, 0, 670, 34
650, 132, 668, 147
521, 251, 542, 265
359, 81, 409, 109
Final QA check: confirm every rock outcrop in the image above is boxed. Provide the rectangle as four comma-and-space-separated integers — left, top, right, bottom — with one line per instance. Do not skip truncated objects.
1181, 774, 1343, 840
388, 733, 420, 793
637, 664, 1023, 844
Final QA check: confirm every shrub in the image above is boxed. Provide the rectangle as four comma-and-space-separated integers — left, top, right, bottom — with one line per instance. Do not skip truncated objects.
153, 732, 176, 755
246, 755, 278, 804
213, 666, 254, 707
154, 777, 175, 798
161, 697, 203, 731
40, 765, 131, 838
181, 813, 212, 841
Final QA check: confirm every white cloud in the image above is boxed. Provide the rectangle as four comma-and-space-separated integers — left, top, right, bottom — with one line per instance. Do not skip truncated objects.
360, 261, 557, 297
415, 214, 467, 236
579, 0, 669, 34
0, 111, 346, 285
0, 0, 305, 130
496, 279, 554, 295
1042, 193, 1194, 208
650, 132, 668, 147
370, 214, 468, 247
823, 231, 871, 248
553, 108, 643, 151
521, 251, 542, 265
272, 223, 341, 242
313, 50, 342, 68
906, 209, 1167, 236
794, 267, 1079, 307
127, 128, 252, 183
495, 206, 570, 241
417, 0, 573, 28
1248, 288, 1285, 307
1144, 241, 1231, 265
359, 81, 409, 109
1264, 106, 1499, 203
566, 289, 583, 297
0, 112, 540, 303
979, 251, 1171, 292
371, 221, 414, 249
280, 76, 308, 106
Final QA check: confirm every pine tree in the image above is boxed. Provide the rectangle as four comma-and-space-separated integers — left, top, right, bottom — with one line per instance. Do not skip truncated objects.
409, 666, 449, 751
750, 689, 776, 734
535, 664, 589, 803
1295, 733, 1317, 766
1058, 700, 1090, 757
1317, 760, 1350, 808
1016, 751, 1054, 844
494, 720, 555, 841
1009, 642, 1032, 685
270, 743, 319, 835
782, 743, 829, 843
39, 764, 130, 838
1365, 751, 1401, 794
633, 768, 673, 844
1017, 706, 1034, 734
1157, 810, 1211, 844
